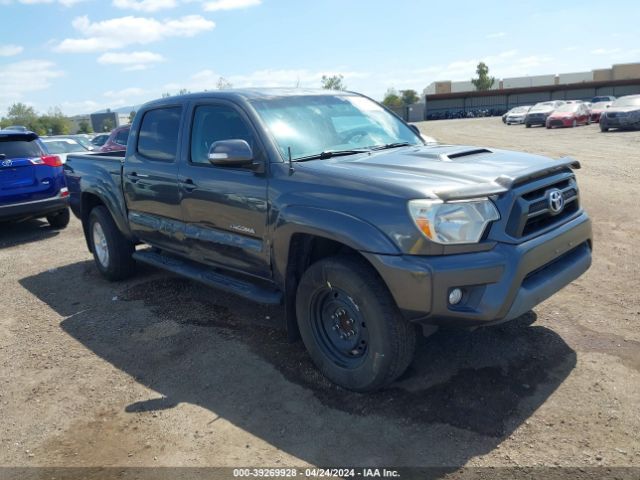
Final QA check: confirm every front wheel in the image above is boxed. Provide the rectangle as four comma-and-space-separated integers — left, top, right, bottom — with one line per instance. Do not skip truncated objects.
600, 122, 609, 132
525, 123, 531, 128
296, 255, 416, 392
47, 208, 70, 229
89, 206, 135, 281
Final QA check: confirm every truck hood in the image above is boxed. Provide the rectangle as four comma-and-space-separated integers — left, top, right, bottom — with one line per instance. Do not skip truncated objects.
298, 145, 580, 201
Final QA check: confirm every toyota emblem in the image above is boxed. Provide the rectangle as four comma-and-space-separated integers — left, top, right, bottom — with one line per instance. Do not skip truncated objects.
548, 189, 565, 214
1, 159, 12, 167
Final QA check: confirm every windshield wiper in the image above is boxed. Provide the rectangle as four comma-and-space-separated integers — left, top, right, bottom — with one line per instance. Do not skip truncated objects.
293, 149, 370, 162
369, 142, 412, 151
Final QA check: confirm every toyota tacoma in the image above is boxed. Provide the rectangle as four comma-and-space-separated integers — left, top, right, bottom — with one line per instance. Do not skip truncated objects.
65, 89, 592, 392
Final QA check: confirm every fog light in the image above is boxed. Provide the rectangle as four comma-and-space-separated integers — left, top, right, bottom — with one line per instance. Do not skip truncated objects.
448, 288, 463, 305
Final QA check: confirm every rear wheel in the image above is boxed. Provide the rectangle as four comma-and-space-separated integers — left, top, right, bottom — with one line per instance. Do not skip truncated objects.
296, 255, 416, 392
47, 208, 70, 229
89, 206, 135, 281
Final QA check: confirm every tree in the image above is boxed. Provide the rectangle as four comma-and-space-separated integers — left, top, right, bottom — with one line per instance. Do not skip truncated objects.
217, 77, 233, 90
5, 102, 38, 130
471, 62, 495, 91
129, 110, 137, 123
78, 120, 93, 134
400, 89, 419, 106
321, 74, 347, 91
382, 88, 403, 109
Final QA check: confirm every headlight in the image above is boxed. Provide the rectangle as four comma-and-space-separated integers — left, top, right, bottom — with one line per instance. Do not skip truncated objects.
408, 198, 500, 244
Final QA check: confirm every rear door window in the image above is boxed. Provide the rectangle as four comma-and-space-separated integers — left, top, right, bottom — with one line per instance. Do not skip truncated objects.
137, 107, 182, 161
0, 139, 43, 159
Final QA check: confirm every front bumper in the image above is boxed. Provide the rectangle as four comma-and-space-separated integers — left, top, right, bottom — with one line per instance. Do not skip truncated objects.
526, 114, 549, 125
547, 118, 574, 128
0, 194, 69, 222
364, 212, 592, 327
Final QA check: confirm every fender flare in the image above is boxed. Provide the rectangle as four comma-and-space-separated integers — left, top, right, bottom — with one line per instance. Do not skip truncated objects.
271, 205, 399, 283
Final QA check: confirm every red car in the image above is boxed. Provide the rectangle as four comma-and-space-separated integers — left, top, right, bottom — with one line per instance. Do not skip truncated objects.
99, 125, 130, 153
546, 103, 591, 128
589, 101, 612, 123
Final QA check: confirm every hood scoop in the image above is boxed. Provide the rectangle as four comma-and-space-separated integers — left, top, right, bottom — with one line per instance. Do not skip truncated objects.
444, 148, 493, 160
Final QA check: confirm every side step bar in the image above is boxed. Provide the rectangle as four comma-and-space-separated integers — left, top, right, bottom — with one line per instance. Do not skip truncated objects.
132, 250, 282, 305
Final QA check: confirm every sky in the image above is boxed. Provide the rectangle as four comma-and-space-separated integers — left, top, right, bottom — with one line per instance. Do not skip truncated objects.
1, 0, 639, 116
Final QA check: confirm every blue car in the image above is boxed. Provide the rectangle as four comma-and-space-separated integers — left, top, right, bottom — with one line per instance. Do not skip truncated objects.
0, 130, 70, 228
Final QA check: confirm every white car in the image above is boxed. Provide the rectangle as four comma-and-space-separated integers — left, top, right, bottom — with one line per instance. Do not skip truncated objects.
504, 105, 532, 125
42, 137, 90, 163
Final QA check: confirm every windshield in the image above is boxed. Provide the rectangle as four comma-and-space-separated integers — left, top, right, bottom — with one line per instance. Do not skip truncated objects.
43, 139, 87, 154
91, 134, 109, 147
250, 94, 422, 160
509, 106, 529, 114
531, 102, 556, 112
612, 96, 640, 108
591, 102, 610, 110
555, 104, 579, 113
71, 136, 94, 150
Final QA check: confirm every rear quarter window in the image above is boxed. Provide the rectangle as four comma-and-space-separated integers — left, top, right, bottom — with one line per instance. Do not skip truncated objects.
0, 139, 43, 159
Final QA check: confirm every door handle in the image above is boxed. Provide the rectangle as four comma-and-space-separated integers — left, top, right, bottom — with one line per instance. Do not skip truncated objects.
126, 172, 149, 178
181, 178, 197, 191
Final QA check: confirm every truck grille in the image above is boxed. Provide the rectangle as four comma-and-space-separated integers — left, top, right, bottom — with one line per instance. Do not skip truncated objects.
505, 175, 580, 238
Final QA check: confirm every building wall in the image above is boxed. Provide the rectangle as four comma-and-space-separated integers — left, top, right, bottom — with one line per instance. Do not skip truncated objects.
593, 69, 613, 82
613, 63, 640, 80
558, 71, 593, 84
502, 74, 557, 89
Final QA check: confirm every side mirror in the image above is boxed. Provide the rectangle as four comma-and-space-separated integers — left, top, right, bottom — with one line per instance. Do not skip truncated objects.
208, 139, 254, 167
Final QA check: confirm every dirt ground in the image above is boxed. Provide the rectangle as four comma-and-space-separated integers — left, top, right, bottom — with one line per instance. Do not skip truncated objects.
0, 118, 638, 474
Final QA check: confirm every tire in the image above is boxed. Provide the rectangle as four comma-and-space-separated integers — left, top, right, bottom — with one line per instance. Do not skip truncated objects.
46, 208, 70, 229
600, 122, 609, 132
89, 206, 135, 281
572, 119, 577, 128
296, 255, 416, 392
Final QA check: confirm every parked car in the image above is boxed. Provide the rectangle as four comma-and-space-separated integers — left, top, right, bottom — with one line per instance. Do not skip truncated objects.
600, 94, 640, 132
0, 130, 69, 228
41, 137, 90, 163
504, 105, 532, 125
545, 103, 591, 128
4, 125, 28, 132
65, 89, 592, 392
90, 133, 110, 148
69, 134, 96, 151
99, 125, 130, 153
589, 101, 612, 123
525, 101, 565, 127
592, 95, 616, 103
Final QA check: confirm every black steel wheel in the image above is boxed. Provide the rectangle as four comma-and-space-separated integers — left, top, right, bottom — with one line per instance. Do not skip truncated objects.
296, 255, 416, 392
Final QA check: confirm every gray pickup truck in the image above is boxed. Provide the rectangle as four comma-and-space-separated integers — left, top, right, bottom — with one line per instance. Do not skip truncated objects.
65, 89, 592, 391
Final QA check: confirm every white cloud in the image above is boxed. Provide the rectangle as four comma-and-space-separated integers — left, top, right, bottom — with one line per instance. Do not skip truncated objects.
112, 0, 178, 12
0, 44, 24, 57
0, 60, 63, 113
98, 51, 165, 71
53, 15, 215, 53
162, 68, 369, 93
203, 0, 261, 12
4, 0, 89, 5
591, 48, 621, 55
103, 87, 146, 99
486, 32, 506, 39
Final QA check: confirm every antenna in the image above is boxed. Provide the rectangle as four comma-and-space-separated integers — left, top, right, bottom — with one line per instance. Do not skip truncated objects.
288, 146, 294, 175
